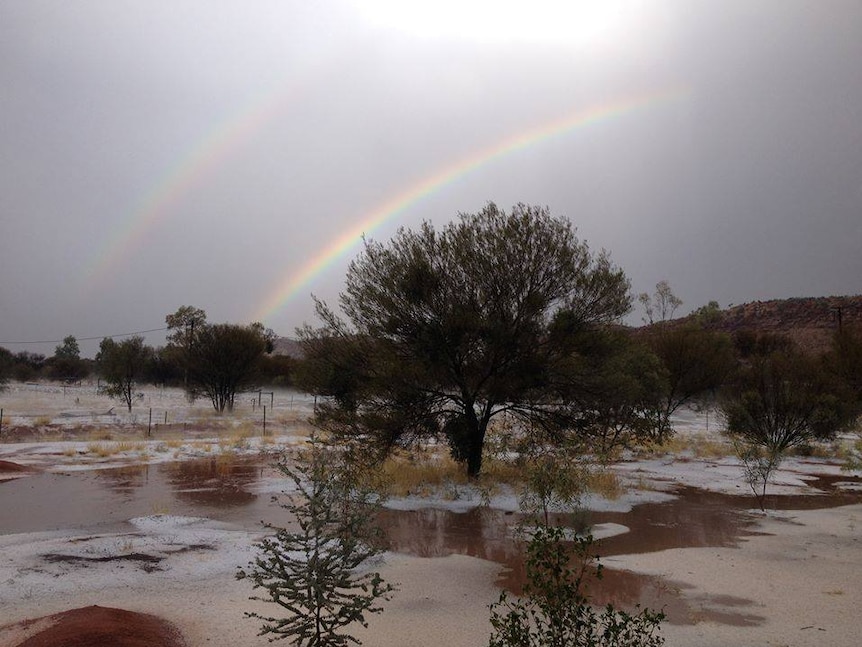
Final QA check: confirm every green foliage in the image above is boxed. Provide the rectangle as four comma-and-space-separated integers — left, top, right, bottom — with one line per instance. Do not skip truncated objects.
825, 326, 862, 420
637, 280, 682, 324
11, 351, 46, 381
300, 203, 634, 477
722, 347, 856, 508
575, 331, 671, 457
237, 437, 395, 646
54, 334, 81, 360
0, 346, 13, 391
165, 305, 207, 350
186, 322, 268, 412
645, 324, 735, 420
733, 441, 782, 512
691, 301, 721, 326
165, 305, 207, 390
691, 300, 722, 325
96, 336, 153, 412
488, 526, 665, 647
49, 335, 88, 381
731, 330, 794, 359
721, 349, 855, 454
518, 449, 589, 527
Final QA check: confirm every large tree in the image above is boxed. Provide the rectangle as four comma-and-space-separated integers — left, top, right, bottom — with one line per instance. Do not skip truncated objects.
49, 335, 88, 381
721, 348, 856, 454
96, 336, 153, 412
0, 347, 13, 392
575, 330, 671, 458
721, 347, 856, 509
826, 326, 862, 419
644, 324, 735, 420
186, 322, 268, 412
165, 305, 207, 387
299, 203, 633, 477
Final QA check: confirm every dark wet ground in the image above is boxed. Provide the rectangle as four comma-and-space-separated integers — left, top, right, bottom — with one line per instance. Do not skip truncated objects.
1, 456, 860, 625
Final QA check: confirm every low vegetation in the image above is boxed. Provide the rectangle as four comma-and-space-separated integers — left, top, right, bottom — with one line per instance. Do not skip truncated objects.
489, 528, 665, 647
238, 436, 395, 646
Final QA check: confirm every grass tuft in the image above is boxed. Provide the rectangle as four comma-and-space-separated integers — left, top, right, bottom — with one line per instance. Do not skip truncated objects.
585, 469, 624, 500
379, 450, 469, 497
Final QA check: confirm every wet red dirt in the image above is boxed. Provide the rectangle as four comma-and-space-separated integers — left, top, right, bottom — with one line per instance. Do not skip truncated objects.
0, 459, 36, 475
2, 605, 187, 647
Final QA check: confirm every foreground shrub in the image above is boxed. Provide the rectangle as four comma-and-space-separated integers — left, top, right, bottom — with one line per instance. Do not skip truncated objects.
489, 526, 664, 647
237, 436, 395, 646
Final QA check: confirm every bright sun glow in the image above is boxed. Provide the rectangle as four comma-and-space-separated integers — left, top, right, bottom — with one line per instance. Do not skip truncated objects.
354, 0, 648, 50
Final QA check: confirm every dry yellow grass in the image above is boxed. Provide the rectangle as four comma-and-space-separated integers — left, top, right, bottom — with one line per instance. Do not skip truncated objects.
585, 469, 624, 500
86, 442, 119, 458
114, 441, 146, 453
649, 433, 733, 459
150, 501, 170, 515
376, 444, 626, 504
379, 450, 469, 497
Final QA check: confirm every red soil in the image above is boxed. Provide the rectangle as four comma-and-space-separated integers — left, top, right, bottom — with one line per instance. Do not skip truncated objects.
0, 460, 31, 474
4, 606, 187, 647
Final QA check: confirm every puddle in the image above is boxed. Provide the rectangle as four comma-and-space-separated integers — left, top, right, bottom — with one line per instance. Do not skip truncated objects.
378, 479, 862, 625
1, 457, 860, 626
376, 502, 767, 625
0, 456, 284, 534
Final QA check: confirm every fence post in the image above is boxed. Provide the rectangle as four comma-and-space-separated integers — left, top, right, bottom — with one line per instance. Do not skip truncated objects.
0, 408, 3, 438
148, 408, 152, 438
263, 405, 267, 437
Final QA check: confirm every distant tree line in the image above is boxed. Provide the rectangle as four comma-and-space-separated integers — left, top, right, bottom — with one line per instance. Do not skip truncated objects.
0, 312, 298, 412
2, 203, 859, 474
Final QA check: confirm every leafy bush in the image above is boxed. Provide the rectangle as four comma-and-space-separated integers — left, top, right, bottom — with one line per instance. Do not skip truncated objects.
489, 526, 664, 647
237, 436, 395, 646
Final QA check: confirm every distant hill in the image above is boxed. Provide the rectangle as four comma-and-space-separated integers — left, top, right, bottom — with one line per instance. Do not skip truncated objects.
271, 337, 304, 358
272, 296, 862, 359
658, 295, 862, 354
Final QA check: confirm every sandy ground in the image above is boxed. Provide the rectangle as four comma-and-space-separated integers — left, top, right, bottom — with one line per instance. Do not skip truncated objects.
1, 383, 861, 646
611, 503, 862, 647
3, 504, 860, 647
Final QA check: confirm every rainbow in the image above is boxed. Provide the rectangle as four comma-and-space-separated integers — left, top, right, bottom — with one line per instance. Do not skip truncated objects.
252, 89, 684, 325
81, 83, 304, 289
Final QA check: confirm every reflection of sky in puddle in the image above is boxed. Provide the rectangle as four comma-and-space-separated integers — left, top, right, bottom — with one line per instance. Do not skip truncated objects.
0, 456, 285, 534
1, 457, 860, 626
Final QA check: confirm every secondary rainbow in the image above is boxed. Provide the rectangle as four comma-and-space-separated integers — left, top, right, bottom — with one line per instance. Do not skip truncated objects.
253, 89, 683, 324
80, 84, 302, 289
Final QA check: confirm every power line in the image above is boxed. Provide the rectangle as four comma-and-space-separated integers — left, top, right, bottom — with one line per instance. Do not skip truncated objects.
0, 327, 169, 346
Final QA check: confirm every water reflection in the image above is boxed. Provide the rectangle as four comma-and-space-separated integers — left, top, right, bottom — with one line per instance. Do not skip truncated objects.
1, 457, 860, 626
380, 478, 862, 625
0, 456, 280, 534
163, 457, 263, 507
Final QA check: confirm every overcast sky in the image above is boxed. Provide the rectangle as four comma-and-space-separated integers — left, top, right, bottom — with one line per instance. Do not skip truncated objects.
2, 1, 861, 357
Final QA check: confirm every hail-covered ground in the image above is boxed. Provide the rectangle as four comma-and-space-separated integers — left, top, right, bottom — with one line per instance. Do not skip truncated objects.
1, 381, 861, 647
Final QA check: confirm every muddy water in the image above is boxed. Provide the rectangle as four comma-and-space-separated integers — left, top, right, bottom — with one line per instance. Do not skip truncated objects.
2, 457, 860, 625
0, 457, 283, 534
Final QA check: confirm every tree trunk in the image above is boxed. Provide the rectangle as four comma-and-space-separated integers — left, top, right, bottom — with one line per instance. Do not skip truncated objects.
444, 403, 490, 478
464, 408, 487, 479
